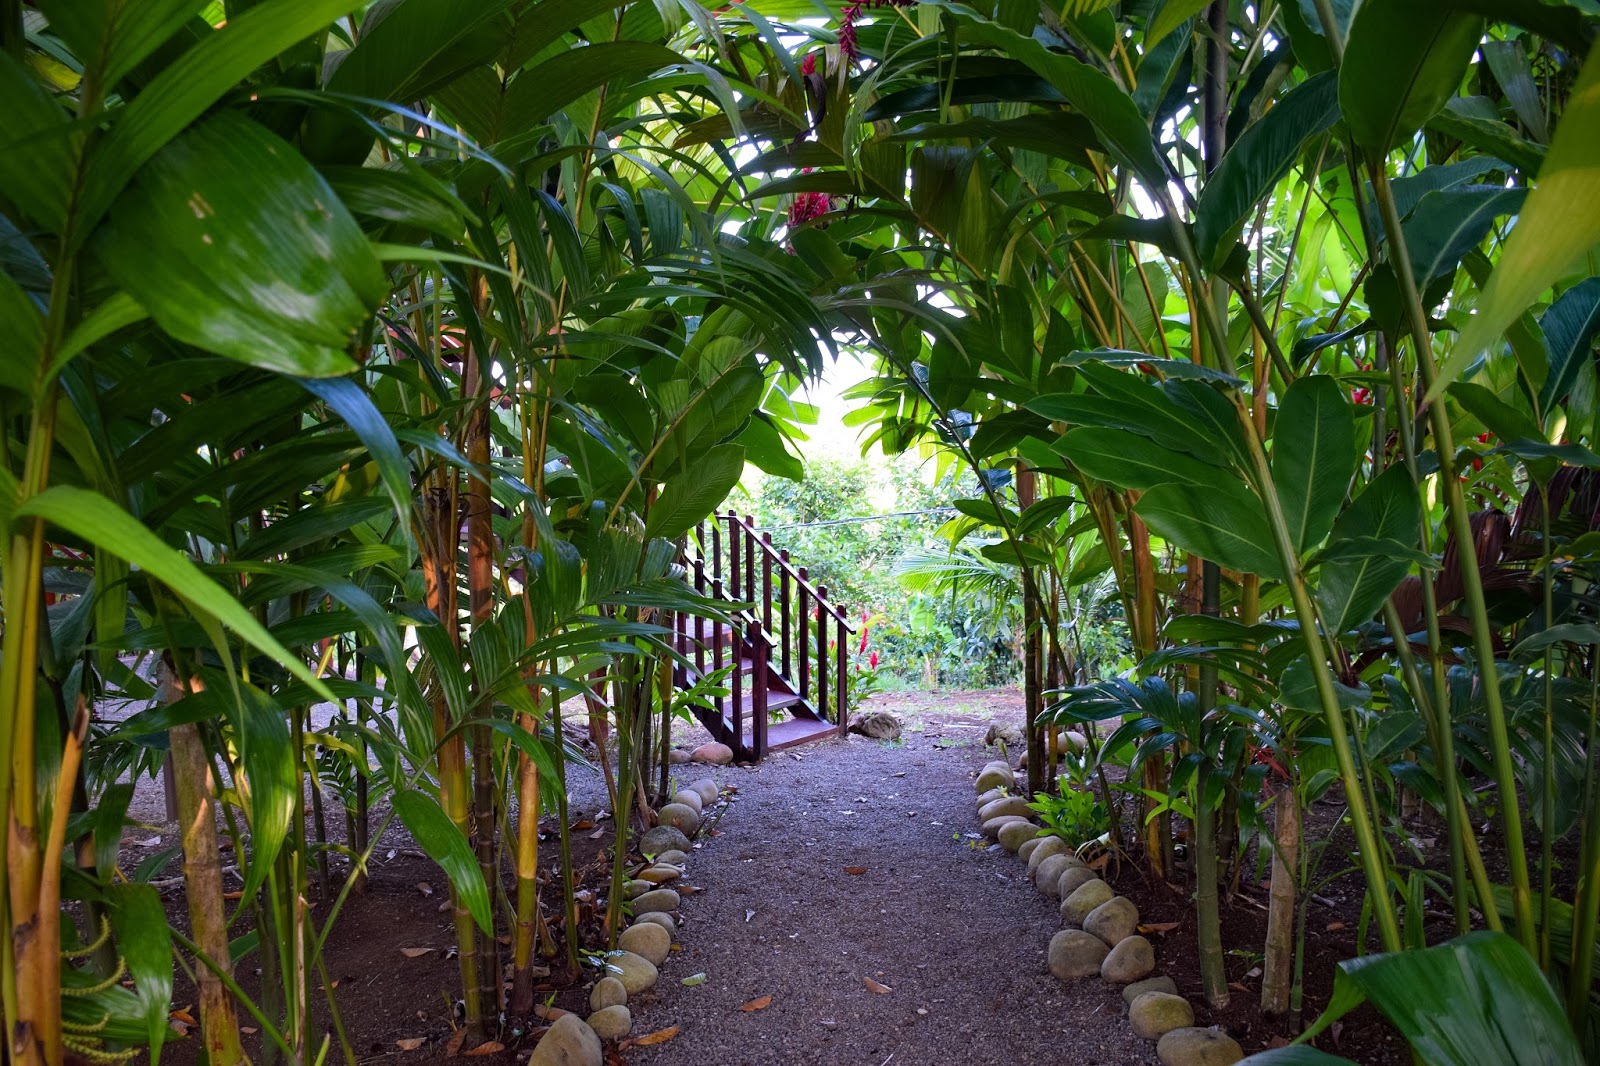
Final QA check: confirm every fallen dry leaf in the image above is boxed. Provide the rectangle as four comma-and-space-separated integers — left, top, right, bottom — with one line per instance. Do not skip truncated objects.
708, 828, 722, 837
241, 1027, 259, 1036
445, 1027, 468, 1056
1326, 921, 1347, 931
570, 819, 595, 831
739, 995, 773, 1012
396, 1038, 425, 1052
416, 881, 434, 897
679, 885, 702, 895
222, 890, 244, 900
400, 947, 433, 958
170, 1007, 196, 1025
1227, 981, 1249, 992
844, 866, 867, 875
624, 1025, 681, 1048
862, 977, 893, 995
1137, 922, 1180, 935
534, 1005, 571, 1021
464, 1041, 505, 1056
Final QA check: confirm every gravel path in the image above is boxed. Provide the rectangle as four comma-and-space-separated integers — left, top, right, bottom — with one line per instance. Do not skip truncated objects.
629, 714, 1161, 1065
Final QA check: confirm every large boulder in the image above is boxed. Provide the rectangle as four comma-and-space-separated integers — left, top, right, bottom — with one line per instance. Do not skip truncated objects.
1084, 895, 1140, 946
978, 795, 1033, 822
690, 742, 734, 765
586, 1005, 631, 1041
1130, 992, 1194, 1040
848, 710, 903, 739
999, 820, 1039, 852
607, 951, 659, 995
529, 1013, 603, 1066
1061, 878, 1113, 925
1156, 1028, 1245, 1066
618, 921, 671, 966
1047, 929, 1109, 980
640, 825, 690, 857
1101, 935, 1156, 983
655, 802, 700, 836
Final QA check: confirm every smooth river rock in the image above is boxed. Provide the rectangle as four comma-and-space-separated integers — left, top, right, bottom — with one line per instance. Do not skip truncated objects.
632, 911, 676, 933
631, 888, 680, 914
1156, 1027, 1245, 1066
654, 849, 689, 867
589, 976, 627, 1012
1035, 853, 1084, 897
983, 814, 1029, 841
1084, 895, 1140, 946
1017, 837, 1046, 863
975, 763, 1014, 793
1027, 836, 1072, 876
617, 921, 671, 966
529, 1014, 602, 1066
670, 789, 703, 815
638, 864, 681, 885
586, 1005, 632, 1041
1101, 934, 1156, 983
1056, 865, 1099, 902
1123, 975, 1179, 1005
640, 825, 690, 857
1061, 878, 1114, 925
690, 741, 734, 765
976, 786, 1007, 809
1048, 929, 1110, 980
978, 795, 1033, 822
688, 779, 720, 807
655, 802, 700, 835
607, 951, 658, 995
622, 879, 652, 900
998, 820, 1040, 852
1130, 992, 1194, 1040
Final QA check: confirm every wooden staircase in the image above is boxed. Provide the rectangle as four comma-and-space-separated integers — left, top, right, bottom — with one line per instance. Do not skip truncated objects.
672, 512, 853, 761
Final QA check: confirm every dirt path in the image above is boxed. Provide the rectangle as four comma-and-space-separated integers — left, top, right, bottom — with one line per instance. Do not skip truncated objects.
629, 696, 1159, 1066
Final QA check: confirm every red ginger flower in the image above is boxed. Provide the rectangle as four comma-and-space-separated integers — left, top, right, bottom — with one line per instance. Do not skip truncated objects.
788, 190, 831, 228
800, 51, 817, 75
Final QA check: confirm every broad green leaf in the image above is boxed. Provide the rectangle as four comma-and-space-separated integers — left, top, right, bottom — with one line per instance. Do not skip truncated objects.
97, 112, 384, 377
924, 0, 1167, 187
230, 683, 296, 898
0, 268, 42, 394
1339, 0, 1483, 155
48, 292, 148, 385
0, 51, 77, 232
82, 0, 364, 236
326, 0, 520, 104
1059, 426, 1242, 491
1539, 277, 1600, 410
1511, 622, 1600, 660
1323, 932, 1583, 1066
1316, 464, 1424, 633
1236, 1049, 1355, 1065
1196, 72, 1340, 267
645, 442, 746, 541
502, 43, 687, 138
1402, 187, 1525, 284
298, 376, 413, 530
36, 0, 205, 88
1134, 480, 1284, 579
16, 486, 335, 703
1482, 39, 1549, 142
1147, 0, 1212, 48
1272, 376, 1358, 553
392, 789, 492, 935
1432, 39, 1600, 401
737, 415, 805, 482
106, 883, 174, 1057
1449, 382, 1543, 443
1427, 98, 1548, 174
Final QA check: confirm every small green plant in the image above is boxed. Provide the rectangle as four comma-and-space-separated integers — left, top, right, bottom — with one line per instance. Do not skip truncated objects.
1027, 788, 1109, 845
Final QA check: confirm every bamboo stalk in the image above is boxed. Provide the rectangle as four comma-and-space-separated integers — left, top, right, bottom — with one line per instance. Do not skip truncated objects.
1261, 791, 1299, 1015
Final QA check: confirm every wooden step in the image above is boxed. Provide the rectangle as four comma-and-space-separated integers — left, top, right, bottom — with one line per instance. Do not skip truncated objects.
762, 717, 838, 751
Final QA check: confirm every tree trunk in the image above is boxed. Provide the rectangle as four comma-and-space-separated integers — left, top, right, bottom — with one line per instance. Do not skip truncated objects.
1261, 791, 1300, 1016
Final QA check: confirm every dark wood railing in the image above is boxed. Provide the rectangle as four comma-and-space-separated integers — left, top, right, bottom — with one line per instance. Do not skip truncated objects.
676, 511, 852, 759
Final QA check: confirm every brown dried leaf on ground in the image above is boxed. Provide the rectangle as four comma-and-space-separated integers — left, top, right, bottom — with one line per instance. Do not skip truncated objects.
416, 881, 434, 897
464, 1041, 506, 1056
739, 995, 773, 1012
396, 1038, 425, 1051
400, 947, 433, 958
445, 1027, 468, 1056
862, 977, 893, 994
1137, 922, 1179, 935
844, 866, 867, 875
623, 1025, 681, 1048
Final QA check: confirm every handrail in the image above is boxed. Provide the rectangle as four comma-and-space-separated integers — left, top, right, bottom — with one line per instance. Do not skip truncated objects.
720, 512, 855, 631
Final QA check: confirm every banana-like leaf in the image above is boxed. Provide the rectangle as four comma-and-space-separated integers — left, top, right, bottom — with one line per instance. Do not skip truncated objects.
16, 486, 335, 702
229, 683, 297, 899
35, 0, 204, 89
645, 442, 746, 541
105, 882, 174, 1057
1058, 426, 1243, 491
97, 112, 383, 377
1539, 277, 1600, 410
1431, 39, 1600, 402
298, 376, 414, 529
1134, 479, 1285, 579
1272, 376, 1358, 554
392, 789, 492, 934
1316, 465, 1425, 633
1339, 0, 1483, 155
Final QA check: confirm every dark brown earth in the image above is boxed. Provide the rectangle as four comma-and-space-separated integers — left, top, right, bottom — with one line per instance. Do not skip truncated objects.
135, 687, 1411, 1065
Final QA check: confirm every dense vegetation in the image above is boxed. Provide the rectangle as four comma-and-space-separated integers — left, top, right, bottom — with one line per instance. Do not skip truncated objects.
2, 0, 1599, 1063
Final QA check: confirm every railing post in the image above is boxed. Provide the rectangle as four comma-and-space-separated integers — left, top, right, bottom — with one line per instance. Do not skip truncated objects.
731, 608, 744, 756
711, 514, 723, 584
744, 514, 755, 606
816, 584, 829, 722
836, 613, 848, 737
797, 566, 811, 704
729, 513, 741, 600
712, 578, 725, 721
779, 549, 792, 681
750, 621, 769, 759
761, 533, 775, 636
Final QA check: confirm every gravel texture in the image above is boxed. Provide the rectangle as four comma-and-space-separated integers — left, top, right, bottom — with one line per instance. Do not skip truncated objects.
629, 711, 1160, 1065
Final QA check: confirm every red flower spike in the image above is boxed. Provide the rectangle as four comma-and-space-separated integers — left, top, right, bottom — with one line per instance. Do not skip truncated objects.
800, 52, 816, 75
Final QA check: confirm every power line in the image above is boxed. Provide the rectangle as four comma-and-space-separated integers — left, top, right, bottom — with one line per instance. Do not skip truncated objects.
761, 507, 958, 531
